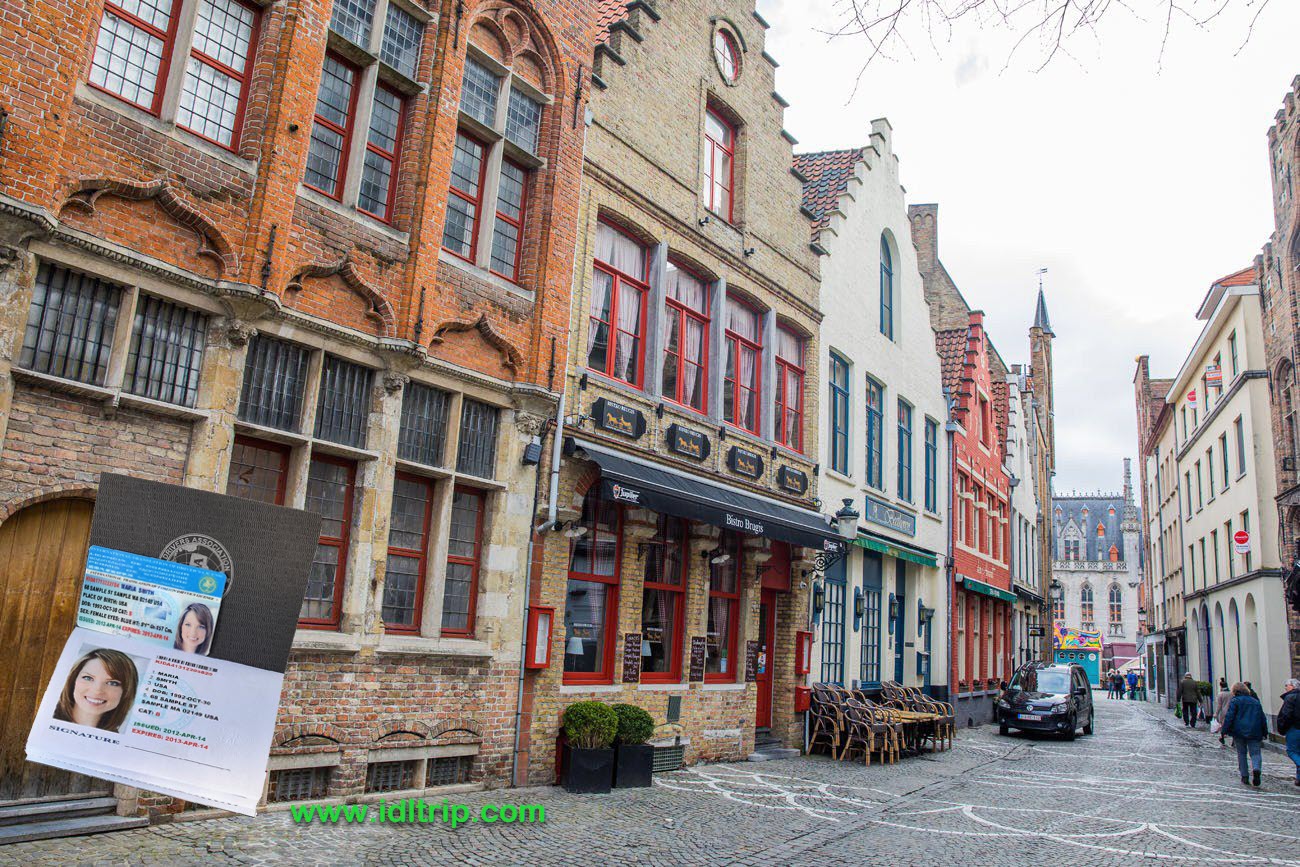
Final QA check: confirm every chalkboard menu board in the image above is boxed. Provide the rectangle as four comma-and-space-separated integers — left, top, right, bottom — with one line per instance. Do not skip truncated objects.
688, 636, 707, 682
622, 632, 643, 683
745, 640, 760, 682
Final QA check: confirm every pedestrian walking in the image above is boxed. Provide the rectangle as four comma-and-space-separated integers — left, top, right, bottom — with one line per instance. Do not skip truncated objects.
1245, 682, 1259, 699
1113, 671, 1125, 700
1278, 678, 1300, 788
1105, 669, 1115, 698
1126, 670, 1138, 700
1220, 682, 1269, 787
1178, 673, 1200, 728
1213, 682, 1233, 733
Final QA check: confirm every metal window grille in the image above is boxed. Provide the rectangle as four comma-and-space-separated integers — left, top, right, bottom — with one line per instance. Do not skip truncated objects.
267, 766, 331, 803
505, 87, 542, 153
314, 355, 373, 448
238, 335, 310, 430
652, 745, 684, 773
20, 263, 122, 386
820, 564, 846, 685
426, 755, 472, 787
123, 294, 207, 406
364, 760, 417, 793
456, 399, 498, 478
380, 2, 421, 77
398, 382, 450, 465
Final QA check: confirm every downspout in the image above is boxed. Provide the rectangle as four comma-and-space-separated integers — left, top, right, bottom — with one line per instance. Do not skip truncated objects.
946, 413, 957, 706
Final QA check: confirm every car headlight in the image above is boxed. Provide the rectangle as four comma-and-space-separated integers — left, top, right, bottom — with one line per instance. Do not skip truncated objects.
1051, 702, 1067, 713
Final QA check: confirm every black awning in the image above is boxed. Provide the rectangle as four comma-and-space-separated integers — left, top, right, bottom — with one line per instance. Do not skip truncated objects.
570, 438, 847, 555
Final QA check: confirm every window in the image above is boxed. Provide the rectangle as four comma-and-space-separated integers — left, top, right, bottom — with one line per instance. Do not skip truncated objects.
703, 108, 735, 221
383, 474, 432, 631
1199, 538, 1207, 587
226, 436, 289, 504
358, 86, 406, 221
304, 54, 361, 199
819, 560, 846, 685
426, 755, 473, 787
1184, 471, 1192, 517
314, 355, 373, 449
1225, 519, 1235, 578
860, 552, 883, 687
1096, 523, 1105, 538
1108, 544, 1119, 562
587, 221, 649, 388
302, 456, 356, 627
1108, 587, 1122, 630
1051, 594, 1064, 623
365, 760, 417, 793
641, 515, 687, 682
712, 29, 740, 82
896, 399, 913, 501
865, 377, 884, 489
267, 766, 331, 803
121, 294, 206, 407
1240, 510, 1251, 571
176, 0, 260, 147
829, 354, 850, 475
924, 418, 938, 512
1080, 584, 1094, 629
775, 328, 805, 452
444, 51, 546, 279
661, 261, 710, 412
564, 491, 621, 682
1234, 416, 1246, 476
1228, 331, 1238, 377
380, 3, 422, 77
979, 396, 992, 446
20, 263, 121, 386
1195, 460, 1203, 510
89, 0, 181, 113
397, 382, 451, 466
442, 487, 485, 635
957, 475, 967, 544
879, 236, 893, 339
456, 399, 499, 478
1210, 529, 1220, 582
1206, 448, 1215, 499
706, 532, 742, 682
723, 297, 762, 434
1219, 433, 1230, 489
238, 334, 311, 431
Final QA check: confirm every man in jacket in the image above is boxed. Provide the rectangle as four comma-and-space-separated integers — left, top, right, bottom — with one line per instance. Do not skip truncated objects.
1279, 678, 1300, 787
1221, 682, 1269, 786
1178, 673, 1200, 728
1126, 670, 1138, 700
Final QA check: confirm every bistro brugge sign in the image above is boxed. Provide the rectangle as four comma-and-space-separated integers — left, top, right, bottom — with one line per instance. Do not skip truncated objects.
863, 494, 916, 536
666, 424, 710, 461
776, 465, 808, 495
592, 397, 646, 439
726, 445, 764, 479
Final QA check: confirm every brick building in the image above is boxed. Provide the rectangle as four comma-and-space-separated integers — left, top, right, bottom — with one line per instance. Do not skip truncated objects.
516, 0, 848, 781
0, 0, 595, 832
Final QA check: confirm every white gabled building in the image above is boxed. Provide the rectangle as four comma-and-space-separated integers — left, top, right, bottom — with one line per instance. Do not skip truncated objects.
796, 119, 951, 698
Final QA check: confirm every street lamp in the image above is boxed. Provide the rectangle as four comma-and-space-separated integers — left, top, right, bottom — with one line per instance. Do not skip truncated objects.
833, 498, 860, 538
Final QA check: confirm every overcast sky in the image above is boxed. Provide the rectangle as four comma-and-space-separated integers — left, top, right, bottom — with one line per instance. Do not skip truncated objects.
759, 0, 1297, 498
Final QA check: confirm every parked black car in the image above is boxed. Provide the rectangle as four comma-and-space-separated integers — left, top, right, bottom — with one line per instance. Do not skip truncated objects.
996, 662, 1094, 740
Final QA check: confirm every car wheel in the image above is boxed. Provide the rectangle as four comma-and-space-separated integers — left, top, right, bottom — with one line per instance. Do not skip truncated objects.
999, 723, 1009, 736
1063, 715, 1077, 741
1083, 710, 1094, 736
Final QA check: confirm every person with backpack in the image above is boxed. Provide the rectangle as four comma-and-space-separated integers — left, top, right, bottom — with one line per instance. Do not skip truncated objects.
1220, 682, 1269, 787
1126, 669, 1138, 700
1178, 673, 1201, 728
1278, 678, 1300, 787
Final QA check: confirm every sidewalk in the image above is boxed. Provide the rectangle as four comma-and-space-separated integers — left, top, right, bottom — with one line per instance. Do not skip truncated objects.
1126, 695, 1292, 763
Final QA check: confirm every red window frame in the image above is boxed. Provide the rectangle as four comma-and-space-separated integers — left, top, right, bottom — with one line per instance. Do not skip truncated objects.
774, 328, 805, 452
177, 0, 262, 150
978, 599, 989, 684
562, 492, 623, 685
703, 107, 735, 222
706, 533, 742, 684
304, 51, 361, 202
662, 260, 710, 413
382, 472, 434, 634
962, 590, 974, 689
225, 435, 289, 505
358, 83, 407, 224
724, 297, 762, 436
88, 0, 182, 115
300, 454, 356, 630
443, 129, 489, 263
488, 158, 528, 281
441, 485, 485, 637
640, 515, 688, 684
588, 219, 649, 389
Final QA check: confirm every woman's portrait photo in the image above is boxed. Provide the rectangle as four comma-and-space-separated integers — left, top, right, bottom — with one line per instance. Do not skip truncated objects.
53, 648, 139, 733
172, 602, 214, 656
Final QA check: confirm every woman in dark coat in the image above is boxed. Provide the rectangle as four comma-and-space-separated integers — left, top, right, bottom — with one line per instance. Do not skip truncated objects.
1221, 682, 1269, 787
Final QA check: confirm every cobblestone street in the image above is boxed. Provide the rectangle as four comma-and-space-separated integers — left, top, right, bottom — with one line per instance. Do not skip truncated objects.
4, 696, 1297, 866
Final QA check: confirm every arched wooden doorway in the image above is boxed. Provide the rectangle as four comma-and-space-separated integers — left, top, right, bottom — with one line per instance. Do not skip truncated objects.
0, 496, 108, 803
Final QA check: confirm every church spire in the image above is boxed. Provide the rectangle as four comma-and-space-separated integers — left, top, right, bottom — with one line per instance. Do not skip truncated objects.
1033, 286, 1054, 336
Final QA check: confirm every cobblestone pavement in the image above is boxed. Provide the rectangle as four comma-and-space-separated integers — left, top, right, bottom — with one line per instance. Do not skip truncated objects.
4, 695, 1299, 866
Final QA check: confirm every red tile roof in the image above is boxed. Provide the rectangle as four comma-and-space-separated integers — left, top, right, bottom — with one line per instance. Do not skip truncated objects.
1214, 266, 1256, 288
595, 0, 630, 42
991, 376, 1009, 450
792, 148, 863, 240
934, 327, 968, 400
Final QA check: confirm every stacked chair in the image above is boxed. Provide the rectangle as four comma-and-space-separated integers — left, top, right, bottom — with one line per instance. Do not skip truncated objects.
808, 682, 954, 766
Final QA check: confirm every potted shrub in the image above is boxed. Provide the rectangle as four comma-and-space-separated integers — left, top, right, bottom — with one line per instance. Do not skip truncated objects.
612, 703, 656, 789
562, 701, 618, 794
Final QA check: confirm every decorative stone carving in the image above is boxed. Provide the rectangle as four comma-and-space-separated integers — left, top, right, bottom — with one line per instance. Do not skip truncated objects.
513, 411, 547, 437
429, 312, 523, 373
382, 371, 409, 395
285, 254, 397, 338
218, 319, 255, 348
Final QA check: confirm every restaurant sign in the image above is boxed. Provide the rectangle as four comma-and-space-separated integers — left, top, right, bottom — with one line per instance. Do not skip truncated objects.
776, 465, 808, 495
592, 397, 646, 439
863, 494, 916, 537
666, 423, 710, 461
727, 445, 764, 479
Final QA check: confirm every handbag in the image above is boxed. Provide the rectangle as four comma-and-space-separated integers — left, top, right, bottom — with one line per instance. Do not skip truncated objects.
1210, 718, 1221, 734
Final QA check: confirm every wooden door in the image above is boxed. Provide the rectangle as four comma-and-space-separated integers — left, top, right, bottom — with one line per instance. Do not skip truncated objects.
756, 589, 777, 728
0, 497, 109, 803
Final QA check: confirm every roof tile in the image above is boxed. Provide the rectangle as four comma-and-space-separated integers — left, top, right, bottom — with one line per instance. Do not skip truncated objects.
792, 149, 863, 241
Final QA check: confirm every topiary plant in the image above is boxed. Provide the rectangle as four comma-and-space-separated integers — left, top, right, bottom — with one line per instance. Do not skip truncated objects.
612, 703, 655, 745
563, 701, 618, 750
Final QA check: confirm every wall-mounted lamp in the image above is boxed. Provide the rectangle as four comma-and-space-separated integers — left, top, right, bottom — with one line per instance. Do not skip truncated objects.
833, 498, 861, 538
522, 435, 543, 465
852, 586, 864, 632
698, 216, 711, 226
812, 580, 825, 622
655, 402, 665, 419
578, 373, 589, 390
562, 521, 589, 539
887, 593, 900, 633
743, 247, 756, 257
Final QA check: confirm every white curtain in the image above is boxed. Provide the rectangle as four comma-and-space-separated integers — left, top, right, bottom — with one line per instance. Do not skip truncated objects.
725, 297, 759, 342
613, 282, 642, 382
587, 270, 613, 362
738, 345, 756, 429
595, 221, 646, 278
775, 328, 802, 365
683, 318, 705, 407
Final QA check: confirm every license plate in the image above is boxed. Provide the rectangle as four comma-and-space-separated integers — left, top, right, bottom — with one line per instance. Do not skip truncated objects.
1017, 713, 1042, 721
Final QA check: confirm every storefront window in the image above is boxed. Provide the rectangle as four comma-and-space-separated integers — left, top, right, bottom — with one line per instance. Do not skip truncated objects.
564, 491, 621, 682
641, 515, 687, 681
706, 532, 742, 681
820, 559, 846, 685
860, 551, 883, 688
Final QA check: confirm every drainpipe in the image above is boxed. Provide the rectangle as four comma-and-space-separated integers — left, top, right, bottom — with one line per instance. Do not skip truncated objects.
945, 418, 957, 705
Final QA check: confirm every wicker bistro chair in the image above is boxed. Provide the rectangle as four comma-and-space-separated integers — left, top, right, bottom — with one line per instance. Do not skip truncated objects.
846, 691, 907, 761
881, 681, 955, 751
838, 699, 900, 766
809, 683, 847, 758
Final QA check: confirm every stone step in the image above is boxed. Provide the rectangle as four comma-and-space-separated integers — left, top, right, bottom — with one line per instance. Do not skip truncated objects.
0, 814, 147, 846
747, 747, 801, 762
0, 797, 118, 827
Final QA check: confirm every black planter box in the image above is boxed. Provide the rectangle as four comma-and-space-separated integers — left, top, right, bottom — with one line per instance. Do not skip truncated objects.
614, 743, 654, 788
563, 745, 614, 794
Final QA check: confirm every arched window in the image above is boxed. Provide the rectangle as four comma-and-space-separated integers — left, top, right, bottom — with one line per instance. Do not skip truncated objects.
1108, 584, 1123, 625
1051, 595, 1065, 622
1080, 584, 1094, 628
1281, 360, 1297, 464
564, 489, 622, 683
879, 235, 894, 340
